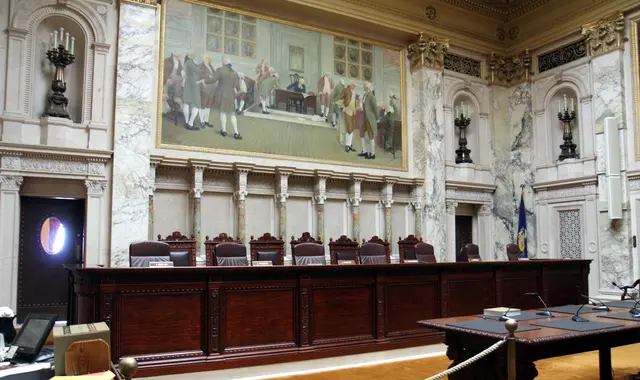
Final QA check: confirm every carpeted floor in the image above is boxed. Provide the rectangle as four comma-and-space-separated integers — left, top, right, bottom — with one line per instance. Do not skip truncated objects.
274, 344, 640, 380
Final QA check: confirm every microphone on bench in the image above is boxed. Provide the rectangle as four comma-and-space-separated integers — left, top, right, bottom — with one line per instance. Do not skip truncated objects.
571, 303, 590, 322
613, 282, 640, 317
499, 292, 537, 321
576, 285, 609, 311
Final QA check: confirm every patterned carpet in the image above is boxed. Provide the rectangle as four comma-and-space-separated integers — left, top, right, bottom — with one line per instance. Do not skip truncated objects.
274, 344, 640, 380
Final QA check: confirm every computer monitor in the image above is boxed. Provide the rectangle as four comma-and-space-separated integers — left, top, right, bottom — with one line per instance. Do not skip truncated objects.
10, 313, 56, 361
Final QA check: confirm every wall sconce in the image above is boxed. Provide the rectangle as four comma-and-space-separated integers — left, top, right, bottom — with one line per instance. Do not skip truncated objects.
557, 94, 578, 161
45, 27, 75, 119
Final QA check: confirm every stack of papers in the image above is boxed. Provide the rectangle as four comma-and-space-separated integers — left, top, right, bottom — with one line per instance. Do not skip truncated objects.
484, 307, 521, 317
51, 370, 115, 379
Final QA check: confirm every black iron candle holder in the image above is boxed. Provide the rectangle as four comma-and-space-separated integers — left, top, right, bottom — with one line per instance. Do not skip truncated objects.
45, 44, 75, 119
454, 112, 473, 164
557, 109, 578, 161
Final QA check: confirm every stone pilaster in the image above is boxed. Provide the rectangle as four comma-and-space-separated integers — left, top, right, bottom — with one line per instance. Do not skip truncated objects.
582, 12, 631, 291
85, 180, 108, 266
313, 173, 329, 243
410, 183, 424, 239
276, 170, 291, 252
408, 33, 448, 262
234, 168, 250, 243
191, 165, 205, 255
446, 200, 458, 262
148, 162, 158, 240
0, 175, 23, 310
380, 180, 395, 243
477, 203, 493, 261
349, 176, 363, 242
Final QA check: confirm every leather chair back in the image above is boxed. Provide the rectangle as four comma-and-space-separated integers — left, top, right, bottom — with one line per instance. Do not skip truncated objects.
398, 235, 422, 262
329, 235, 359, 264
129, 241, 170, 267
293, 242, 326, 265
214, 242, 248, 266
359, 242, 388, 264
250, 233, 285, 265
506, 243, 520, 262
464, 243, 481, 262
170, 251, 191, 267
415, 242, 437, 263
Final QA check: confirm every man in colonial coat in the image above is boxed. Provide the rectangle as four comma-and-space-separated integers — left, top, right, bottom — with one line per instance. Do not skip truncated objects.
259, 68, 280, 114
334, 82, 357, 152
235, 72, 249, 115
329, 78, 345, 128
360, 82, 378, 159
181, 52, 200, 131
317, 72, 333, 120
162, 53, 183, 114
198, 55, 216, 129
212, 56, 241, 139
383, 92, 399, 153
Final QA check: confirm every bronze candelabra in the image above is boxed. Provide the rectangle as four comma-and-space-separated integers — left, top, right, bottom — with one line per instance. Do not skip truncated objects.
454, 106, 473, 164
557, 95, 578, 161
45, 28, 75, 119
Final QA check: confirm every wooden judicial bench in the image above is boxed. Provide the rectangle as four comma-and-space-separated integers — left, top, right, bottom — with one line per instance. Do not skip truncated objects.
69, 259, 590, 377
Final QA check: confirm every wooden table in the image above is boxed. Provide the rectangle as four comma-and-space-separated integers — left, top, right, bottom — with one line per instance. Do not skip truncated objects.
275, 89, 317, 114
418, 306, 640, 380
69, 260, 589, 377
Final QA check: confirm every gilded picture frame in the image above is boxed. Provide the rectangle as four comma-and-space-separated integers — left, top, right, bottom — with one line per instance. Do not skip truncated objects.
632, 15, 640, 161
156, 0, 407, 171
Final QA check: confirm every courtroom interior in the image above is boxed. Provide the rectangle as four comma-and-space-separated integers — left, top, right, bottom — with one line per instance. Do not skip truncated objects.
2, 0, 640, 379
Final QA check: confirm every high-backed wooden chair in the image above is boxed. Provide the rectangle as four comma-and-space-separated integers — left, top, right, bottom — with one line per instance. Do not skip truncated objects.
398, 234, 422, 263
415, 242, 437, 263
290, 232, 325, 265
506, 243, 520, 262
461, 243, 481, 262
158, 231, 196, 266
250, 233, 285, 265
214, 242, 249, 266
360, 236, 390, 264
129, 241, 170, 267
65, 339, 111, 376
329, 235, 359, 264
205, 233, 242, 266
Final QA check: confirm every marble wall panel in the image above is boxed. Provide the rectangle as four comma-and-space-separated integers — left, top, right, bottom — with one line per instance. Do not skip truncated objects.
201, 193, 234, 244
245, 196, 276, 240
153, 190, 190, 238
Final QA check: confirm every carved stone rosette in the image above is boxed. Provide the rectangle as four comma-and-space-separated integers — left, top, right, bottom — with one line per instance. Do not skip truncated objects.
407, 32, 450, 72
487, 49, 532, 86
581, 12, 626, 57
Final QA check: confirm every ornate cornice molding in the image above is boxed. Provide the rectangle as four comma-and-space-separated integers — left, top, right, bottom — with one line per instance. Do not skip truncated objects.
407, 32, 450, 72
581, 12, 626, 57
119, 0, 158, 7
437, 0, 552, 22
487, 49, 532, 86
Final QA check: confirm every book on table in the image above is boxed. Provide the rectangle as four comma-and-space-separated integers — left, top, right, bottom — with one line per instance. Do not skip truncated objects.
483, 307, 521, 317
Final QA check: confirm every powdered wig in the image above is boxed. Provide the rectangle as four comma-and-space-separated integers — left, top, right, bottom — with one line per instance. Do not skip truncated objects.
222, 56, 231, 65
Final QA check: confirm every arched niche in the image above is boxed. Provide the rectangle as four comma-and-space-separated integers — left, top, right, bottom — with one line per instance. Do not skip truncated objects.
452, 93, 478, 164
548, 87, 580, 161
32, 16, 86, 123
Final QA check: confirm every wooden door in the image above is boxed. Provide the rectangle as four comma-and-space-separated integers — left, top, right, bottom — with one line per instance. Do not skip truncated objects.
455, 215, 473, 259
17, 197, 85, 322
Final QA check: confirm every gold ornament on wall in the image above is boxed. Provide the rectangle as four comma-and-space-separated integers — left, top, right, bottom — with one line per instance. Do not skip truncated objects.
406, 32, 449, 72
487, 49, 532, 85
120, 0, 158, 7
581, 12, 626, 57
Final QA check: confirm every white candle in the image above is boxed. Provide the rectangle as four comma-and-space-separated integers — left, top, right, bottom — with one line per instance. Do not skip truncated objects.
455, 106, 459, 116
49, 33, 53, 49
563, 94, 567, 110
65, 33, 69, 50
558, 99, 561, 112
571, 98, 574, 112
53, 31, 58, 48
461, 101, 465, 115
70, 37, 75, 55
59, 27, 64, 45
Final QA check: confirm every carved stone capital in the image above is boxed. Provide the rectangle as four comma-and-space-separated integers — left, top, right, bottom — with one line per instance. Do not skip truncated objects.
487, 49, 532, 85
380, 200, 394, 208
582, 12, 626, 57
348, 198, 361, 207
380, 181, 394, 206
191, 188, 203, 199
192, 166, 204, 196
0, 175, 23, 191
234, 168, 249, 198
314, 195, 327, 205
446, 200, 458, 215
275, 193, 289, 204
349, 177, 363, 206
85, 180, 107, 196
478, 203, 493, 216
407, 32, 449, 72
233, 190, 248, 202
411, 201, 423, 211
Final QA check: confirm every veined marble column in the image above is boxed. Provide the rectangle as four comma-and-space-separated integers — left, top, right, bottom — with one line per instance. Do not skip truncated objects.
0, 175, 22, 310
477, 203, 493, 261
314, 175, 329, 242
411, 183, 424, 239
349, 177, 363, 242
234, 169, 249, 243
85, 180, 108, 266
148, 163, 157, 240
192, 166, 204, 255
381, 181, 394, 243
446, 200, 457, 262
583, 12, 631, 290
110, 1, 157, 266
408, 33, 449, 261
276, 171, 290, 253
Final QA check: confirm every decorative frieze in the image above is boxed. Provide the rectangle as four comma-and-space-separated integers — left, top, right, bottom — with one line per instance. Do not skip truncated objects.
487, 49, 532, 85
582, 12, 626, 57
538, 39, 587, 73
535, 182, 597, 201
444, 53, 481, 78
407, 32, 450, 72
120, 0, 158, 7
445, 188, 493, 203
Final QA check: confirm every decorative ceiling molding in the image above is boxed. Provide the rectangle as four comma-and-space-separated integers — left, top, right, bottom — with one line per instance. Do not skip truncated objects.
437, 0, 553, 22
407, 32, 450, 72
581, 12, 626, 57
487, 49, 532, 86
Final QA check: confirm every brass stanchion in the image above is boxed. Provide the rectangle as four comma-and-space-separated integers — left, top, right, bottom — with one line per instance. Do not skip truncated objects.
505, 319, 518, 380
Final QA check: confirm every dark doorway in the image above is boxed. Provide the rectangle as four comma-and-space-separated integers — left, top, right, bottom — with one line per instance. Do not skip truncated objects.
455, 215, 473, 261
17, 197, 85, 322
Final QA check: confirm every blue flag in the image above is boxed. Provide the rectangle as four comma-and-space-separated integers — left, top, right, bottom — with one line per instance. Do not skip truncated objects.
517, 190, 528, 258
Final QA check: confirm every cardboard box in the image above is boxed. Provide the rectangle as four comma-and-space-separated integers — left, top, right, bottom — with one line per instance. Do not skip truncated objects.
53, 323, 110, 376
